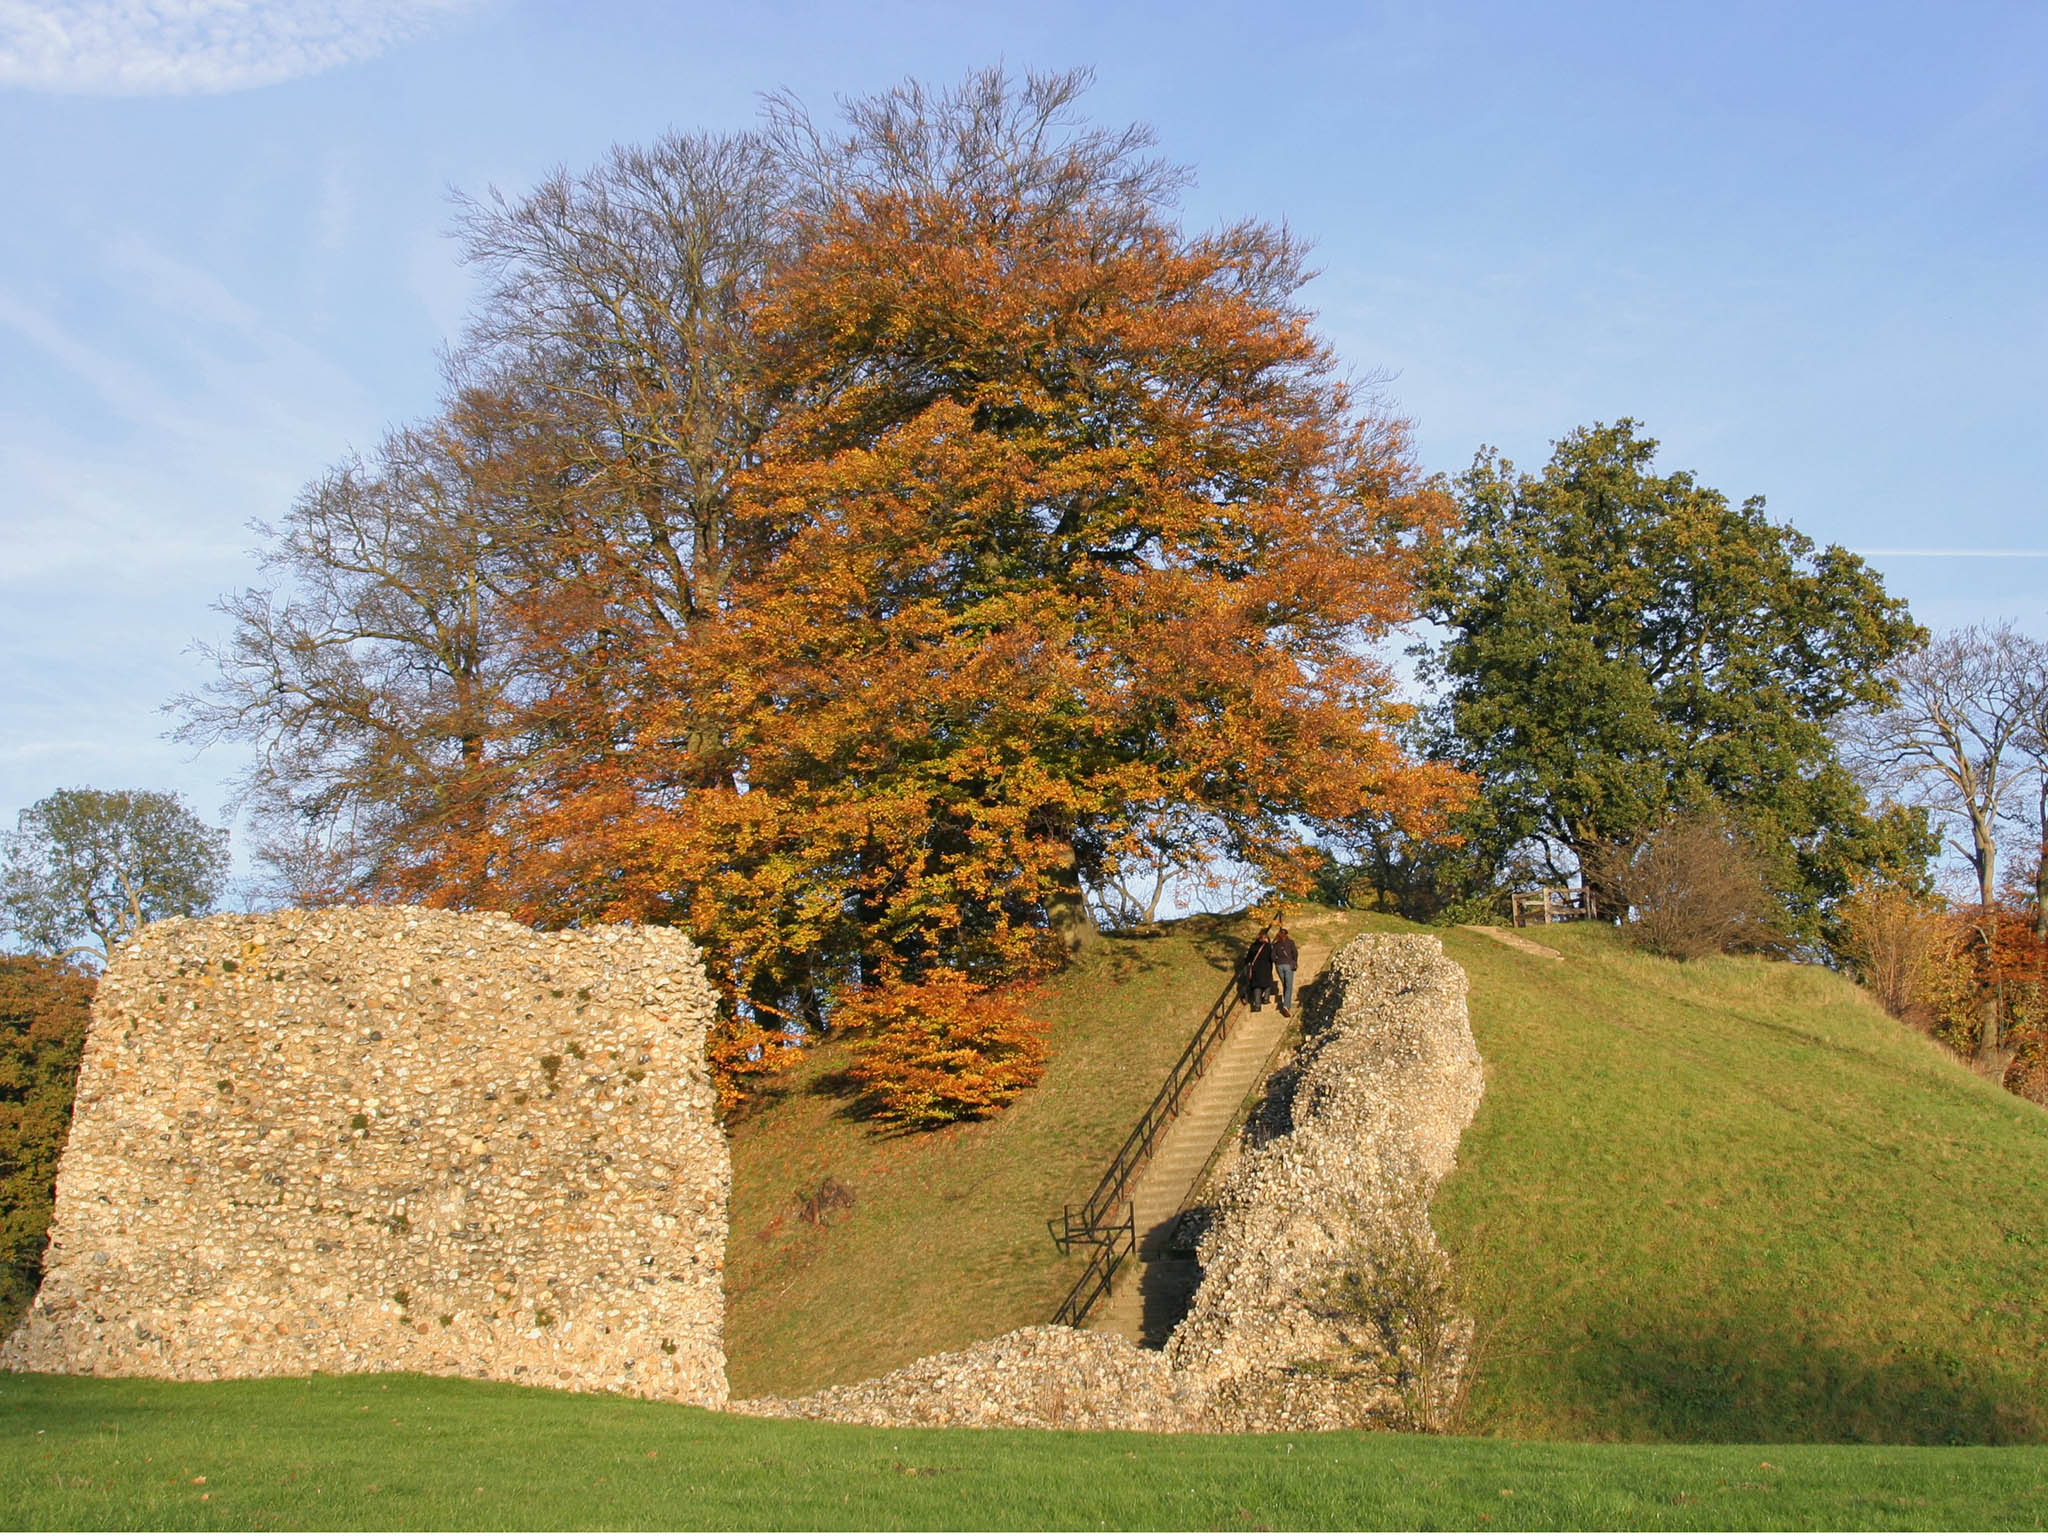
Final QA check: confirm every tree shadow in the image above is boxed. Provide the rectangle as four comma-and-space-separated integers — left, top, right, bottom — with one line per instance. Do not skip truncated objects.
806, 1065, 892, 1128
1562, 1315, 2043, 1443
1182, 911, 1265, 975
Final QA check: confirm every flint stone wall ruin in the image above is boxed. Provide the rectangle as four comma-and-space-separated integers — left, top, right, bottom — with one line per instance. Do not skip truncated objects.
1, 908, 729, 1407
1168, 931, 1485, 1429
736, 932, 1483, 1432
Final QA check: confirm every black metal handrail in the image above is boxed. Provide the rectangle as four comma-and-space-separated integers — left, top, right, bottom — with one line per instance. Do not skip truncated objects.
1049, 1202, 1136, 1328
1045, 923, 1272, 1327
1055, 927, 1267, 1250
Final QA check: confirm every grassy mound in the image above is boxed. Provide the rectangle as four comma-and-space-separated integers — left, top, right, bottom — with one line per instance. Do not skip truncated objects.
731, 911, 2048, 1444
16, 903, 2044, 1454
7, 1371, 2048, 1530
1432, 922, 2048, 1443
724, 909, 1391, 1398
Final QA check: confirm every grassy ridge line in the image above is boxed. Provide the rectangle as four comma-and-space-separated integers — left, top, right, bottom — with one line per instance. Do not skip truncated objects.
723, 910, 1393, 1398
6, 1372, 2046, 1531
1432, 924, 2048, 1443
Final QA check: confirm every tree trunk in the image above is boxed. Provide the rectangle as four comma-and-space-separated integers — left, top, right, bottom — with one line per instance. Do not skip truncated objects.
2035, 797, 2047, 941
1978, 986, 2003, 1066
854, 840, 891, 988
1045, 836, 1098, 954
1974, 910, 2004, 1068
1970, 807, 1998, 910
2035, 851, 2047, 942
1971, 812, 2002, 1067
1571, 832, 1627, 925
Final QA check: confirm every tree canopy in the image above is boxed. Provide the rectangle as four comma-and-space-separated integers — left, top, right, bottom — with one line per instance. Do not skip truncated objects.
1, 788, 229, 963
1848, 622, 2044, 914
180, 69, 1463, 1101
0, 955, 93, 1321
1416, 420, 1930, 938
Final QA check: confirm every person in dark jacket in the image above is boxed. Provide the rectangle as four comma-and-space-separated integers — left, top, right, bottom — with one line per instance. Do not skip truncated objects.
1244, 932, 1276, 1011
1271, 925, 1299, 1016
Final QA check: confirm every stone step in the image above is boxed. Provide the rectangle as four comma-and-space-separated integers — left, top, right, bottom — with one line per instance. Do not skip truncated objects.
1085, 941, 1329, 1347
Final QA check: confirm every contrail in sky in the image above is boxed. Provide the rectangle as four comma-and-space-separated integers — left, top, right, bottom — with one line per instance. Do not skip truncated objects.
1855, 549, 2048, 558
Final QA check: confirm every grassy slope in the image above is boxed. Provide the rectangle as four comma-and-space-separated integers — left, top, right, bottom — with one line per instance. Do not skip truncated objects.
731, 910, 2048, 1444
1431, 922, 2048, 1444
723, 908, 1393, 1398
8, 1372, 2048, 1531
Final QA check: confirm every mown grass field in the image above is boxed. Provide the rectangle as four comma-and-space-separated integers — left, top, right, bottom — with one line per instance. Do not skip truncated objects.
1431, 922, 2048, 1443
7, 1371, 2048, 1531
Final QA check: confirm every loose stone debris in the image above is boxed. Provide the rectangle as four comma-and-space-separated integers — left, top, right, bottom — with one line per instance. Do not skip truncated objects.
736, 1325, 1201, 1431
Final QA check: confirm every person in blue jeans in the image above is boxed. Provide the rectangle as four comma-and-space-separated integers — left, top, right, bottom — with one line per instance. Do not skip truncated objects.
1271, 925, 1299, 1016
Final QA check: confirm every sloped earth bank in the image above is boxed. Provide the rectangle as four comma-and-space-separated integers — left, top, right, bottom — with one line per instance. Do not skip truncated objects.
735, 935, 1483, 1432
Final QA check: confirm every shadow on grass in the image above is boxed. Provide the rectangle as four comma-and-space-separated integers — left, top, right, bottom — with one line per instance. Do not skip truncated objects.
802, 1066, 930, 1136
1566, 1316, 2044, 1444
1182, 912, 1264, 976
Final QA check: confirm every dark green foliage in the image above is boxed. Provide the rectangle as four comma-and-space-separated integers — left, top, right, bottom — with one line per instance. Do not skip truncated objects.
0, 956, 92, 1329
1417, 420, 1932, 940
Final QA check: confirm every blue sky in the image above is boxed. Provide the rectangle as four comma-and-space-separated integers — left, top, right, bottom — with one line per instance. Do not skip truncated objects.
3, 0, 2045, 875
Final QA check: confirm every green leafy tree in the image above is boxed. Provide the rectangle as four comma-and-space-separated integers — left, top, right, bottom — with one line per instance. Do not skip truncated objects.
1419, 420, 1931, 941
0, 956, 92, 1327
1, 789, 229, 963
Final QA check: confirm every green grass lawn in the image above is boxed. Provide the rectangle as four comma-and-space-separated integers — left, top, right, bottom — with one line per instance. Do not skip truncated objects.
1431, 922, 2048, 1443
7, 1371, 2048, 1531
723, 908, 1391, 1398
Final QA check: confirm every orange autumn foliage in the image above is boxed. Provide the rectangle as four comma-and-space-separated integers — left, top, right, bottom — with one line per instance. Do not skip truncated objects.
836, 972, 1049, 1129
621, 115, 1469, 1021
224, 75, 1471, 1117
1845, 884, 2048, 1099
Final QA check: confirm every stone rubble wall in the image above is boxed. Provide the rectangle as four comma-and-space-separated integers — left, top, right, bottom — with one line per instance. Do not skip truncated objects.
1166, 933, 1485, 1430
733, 933, 1483, 1432
736, 1326, 1202, 1432
1, 908, 729, 1408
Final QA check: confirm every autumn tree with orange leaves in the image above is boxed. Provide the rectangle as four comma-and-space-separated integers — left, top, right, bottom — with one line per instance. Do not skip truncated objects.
183, 70, 1467, 1115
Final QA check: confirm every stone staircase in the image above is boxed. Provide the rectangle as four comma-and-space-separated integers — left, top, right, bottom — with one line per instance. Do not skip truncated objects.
1086, 934, 1333, 1347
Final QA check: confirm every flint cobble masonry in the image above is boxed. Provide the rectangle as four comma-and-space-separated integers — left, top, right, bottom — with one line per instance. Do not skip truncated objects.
0, 908, 730, 1407
1168, 932, 1485, 1429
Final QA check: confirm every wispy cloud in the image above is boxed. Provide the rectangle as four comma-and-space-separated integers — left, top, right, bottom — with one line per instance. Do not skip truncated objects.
0, 0, 477, 95
0, 231, 377, 594
1856, 548, 2048, 558
312, 149, 354, 254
